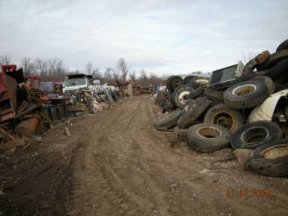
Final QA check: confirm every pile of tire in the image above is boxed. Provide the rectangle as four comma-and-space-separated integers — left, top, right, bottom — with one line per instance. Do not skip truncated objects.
154, 39, 288, 177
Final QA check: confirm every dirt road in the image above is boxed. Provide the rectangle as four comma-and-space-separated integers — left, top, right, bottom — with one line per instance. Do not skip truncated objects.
1, 96, 288, 216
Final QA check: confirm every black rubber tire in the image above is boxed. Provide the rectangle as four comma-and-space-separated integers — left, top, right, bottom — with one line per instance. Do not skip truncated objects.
172, 85, 203, 108
154, 109, 182, 130
223, 77, 272, 109
263, 58, 288, 91
184, 75, 197, 84
177, 97, 211, 129
231, 73, 258, 85
204, 104, 243, 134
258, 50, 288, 70
187, 79, 201, 89
155, 90, 170, 105
276, 39, 288, 52
203, 87, 224, 102
231, 121, 282, 150
166, 76, 175, 92
243, 59, 257, 74
166, 76, 183, 92
274, 76, 288, 91
155, 90, 174, 112
284, 105, 288, 120
187, 123, 231, 153
257, 76, 275, 95
248, 138, 288, 177
264, 58, 288, 79
189, 86, 204, 99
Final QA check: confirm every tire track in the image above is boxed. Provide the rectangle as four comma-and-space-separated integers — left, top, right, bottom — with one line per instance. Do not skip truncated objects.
69, 96, 288, 216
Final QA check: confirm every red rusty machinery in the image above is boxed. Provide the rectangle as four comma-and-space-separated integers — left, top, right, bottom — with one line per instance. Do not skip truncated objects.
0, 72, 17, 122
26, 75, 40, 89
1, 64, 17, 72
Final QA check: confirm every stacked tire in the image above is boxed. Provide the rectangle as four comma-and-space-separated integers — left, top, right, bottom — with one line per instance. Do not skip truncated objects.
154, 39, 288, 177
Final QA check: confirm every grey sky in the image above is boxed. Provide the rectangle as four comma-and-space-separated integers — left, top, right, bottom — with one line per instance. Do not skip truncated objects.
0, 0, 287, 75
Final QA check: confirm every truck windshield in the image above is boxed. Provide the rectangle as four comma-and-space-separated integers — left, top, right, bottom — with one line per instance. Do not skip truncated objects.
64, 78, 87, 87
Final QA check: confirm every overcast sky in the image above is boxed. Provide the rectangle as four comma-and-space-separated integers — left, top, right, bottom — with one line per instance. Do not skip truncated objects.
0, 0, 287, 76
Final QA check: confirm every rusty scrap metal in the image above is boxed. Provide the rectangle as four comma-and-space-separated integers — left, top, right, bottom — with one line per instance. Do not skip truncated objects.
14, 115, 41, 137
0, 127, 17, 153
0, 72, 17, 122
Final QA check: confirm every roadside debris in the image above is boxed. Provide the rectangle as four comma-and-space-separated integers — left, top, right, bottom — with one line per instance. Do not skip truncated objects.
0, 67, 126, 153
154, 39, 288, 177
0, 64, 157, 153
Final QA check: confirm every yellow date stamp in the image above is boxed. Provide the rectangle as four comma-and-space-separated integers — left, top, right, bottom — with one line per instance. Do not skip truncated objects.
224, 188, 273, 199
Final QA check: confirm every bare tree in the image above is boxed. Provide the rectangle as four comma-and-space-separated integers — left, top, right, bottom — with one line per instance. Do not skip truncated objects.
91, 68, 104, 83
104, 67, 113, 82
139, 69, 148, 83
20, 57, 67, 80
54, 59, 67, 80
117, 57, 129, 80
129, 71, 136, 81
71, 69, 81, 74
34, 58, 48, 78
20, 57, 34, 75
0, 55, 12, 64
137, 69, 149, 86
113, 70, 120, 81
148, 73, 162, 85
86, 62, 93, 75
48, 58, 58, 78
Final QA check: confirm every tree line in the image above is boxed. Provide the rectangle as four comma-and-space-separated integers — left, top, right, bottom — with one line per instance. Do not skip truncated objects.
0, 55, 163, 86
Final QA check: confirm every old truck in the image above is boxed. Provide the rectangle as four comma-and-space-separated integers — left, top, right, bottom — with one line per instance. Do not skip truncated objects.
63, 74, 93, 94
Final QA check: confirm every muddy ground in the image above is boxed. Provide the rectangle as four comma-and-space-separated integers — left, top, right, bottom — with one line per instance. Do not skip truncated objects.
0, 96, 288, 216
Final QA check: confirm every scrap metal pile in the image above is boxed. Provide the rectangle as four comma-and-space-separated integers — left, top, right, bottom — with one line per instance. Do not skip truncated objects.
154, 39, 288, 177
0, 64, 46, 152
132, 82, 154, 95
0, 69, 120, 153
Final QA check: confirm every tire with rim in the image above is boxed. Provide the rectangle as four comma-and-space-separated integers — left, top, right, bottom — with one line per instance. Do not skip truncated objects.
154, 109, 182, 130
231, 121, 282, 150
248, 138, 288, 177
276, 39, 288, 52
177, 97, 211, 128
172, 85, 203, 108
166, 76, 183, 92
223, 77, 273, 109
204, 104, 243, 134
187, 123, 231, 153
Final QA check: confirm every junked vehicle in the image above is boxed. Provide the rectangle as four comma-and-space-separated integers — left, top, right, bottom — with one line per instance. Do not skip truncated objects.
63, 74, 93, 94
208, 61, 244, 90
154, 38, 288, 177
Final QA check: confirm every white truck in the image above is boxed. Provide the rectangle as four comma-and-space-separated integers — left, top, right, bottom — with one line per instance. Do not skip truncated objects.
63, 74, 93, 94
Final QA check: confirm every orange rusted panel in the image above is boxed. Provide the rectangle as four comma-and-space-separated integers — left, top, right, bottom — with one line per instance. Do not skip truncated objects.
15, 116, 41, 136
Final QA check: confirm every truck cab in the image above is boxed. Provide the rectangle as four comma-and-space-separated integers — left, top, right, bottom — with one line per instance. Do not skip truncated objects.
63, 74, 92, 93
